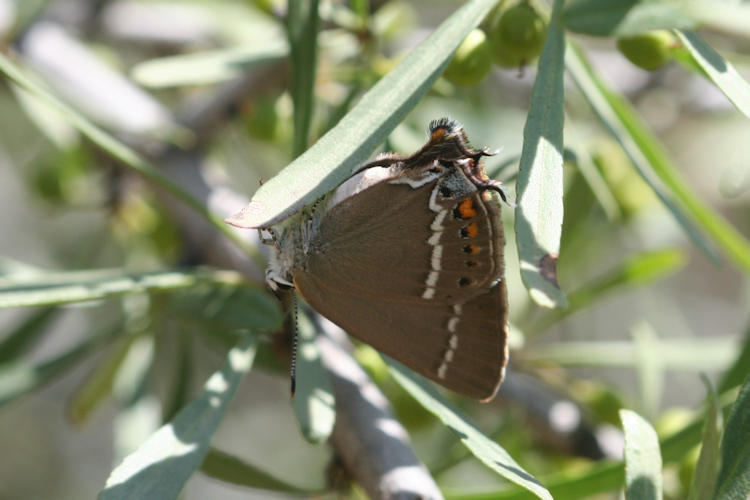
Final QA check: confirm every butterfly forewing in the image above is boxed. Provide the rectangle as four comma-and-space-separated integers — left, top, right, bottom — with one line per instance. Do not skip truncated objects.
304, 165, 504, 306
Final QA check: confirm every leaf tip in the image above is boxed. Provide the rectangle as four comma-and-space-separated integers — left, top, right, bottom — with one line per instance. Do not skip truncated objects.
225, 202, 266, 229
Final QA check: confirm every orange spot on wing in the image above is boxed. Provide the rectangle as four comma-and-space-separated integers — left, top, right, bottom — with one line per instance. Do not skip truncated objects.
464, 244, 479, 254
458, 199, 477, 218
463, 222, 479, 238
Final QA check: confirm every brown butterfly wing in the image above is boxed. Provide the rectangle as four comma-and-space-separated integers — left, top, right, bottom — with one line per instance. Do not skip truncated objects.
291, 166, 509, 400
294, 270, 508, 400
303, 170, 505, 305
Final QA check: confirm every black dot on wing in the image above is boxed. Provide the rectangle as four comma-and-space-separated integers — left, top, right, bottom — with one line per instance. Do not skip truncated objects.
439, 186, 452, 197
458, 277, 471, 286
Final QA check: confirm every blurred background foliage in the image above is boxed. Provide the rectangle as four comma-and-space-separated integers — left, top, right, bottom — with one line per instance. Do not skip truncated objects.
0, 0, 749, 499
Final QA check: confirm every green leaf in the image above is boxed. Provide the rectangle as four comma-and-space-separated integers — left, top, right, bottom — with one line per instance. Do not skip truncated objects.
132, 42, 288, 88
531, 248, 686, 331
715, 373, 750, 499
162, 331, 192, 423
226, 0, 500, 229
674, 31, 750, 119
0, 307, 58, 363
620, 409, 663, 500
687, 375, 722, 500
0, 324, 119, 406
0, 270, 196, 308
563, 0, 698, 37
514, 0, 568, 309
719, 323, 750, 393
386, 358, 552, 500
287, 0, 320, 158
632, 323, 663, 419
99, 333, 258, 500
450, 462, 623, 500
567, 140, 622, 221
566, 43, 729, 265
67, 334, 142, 425
0, 268, 267, 310
110, 335, 159, 460
528, 336, 738, 372
200, 448, 308, 492
0, 53, 254, 257
172, 282, 283, 333
292, 311, 335, 443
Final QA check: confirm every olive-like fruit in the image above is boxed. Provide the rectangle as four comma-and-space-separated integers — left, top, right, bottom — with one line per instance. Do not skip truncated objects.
488, 1, 547, 68
616, 30, 676, 71
444, 28, 493, 87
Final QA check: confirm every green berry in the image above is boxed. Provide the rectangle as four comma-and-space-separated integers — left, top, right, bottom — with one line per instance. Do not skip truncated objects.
444, 28, 493, 87
488, 1, 547, 68
616, 30, 675, 71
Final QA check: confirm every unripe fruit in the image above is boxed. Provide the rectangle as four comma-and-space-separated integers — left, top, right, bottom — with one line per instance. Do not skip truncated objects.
488, 1, 547, 68
616, 30, 675, 71
444, 28, 493, 87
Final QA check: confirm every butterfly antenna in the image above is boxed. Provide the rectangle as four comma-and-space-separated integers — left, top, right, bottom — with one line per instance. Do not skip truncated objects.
290, 292, 299, 397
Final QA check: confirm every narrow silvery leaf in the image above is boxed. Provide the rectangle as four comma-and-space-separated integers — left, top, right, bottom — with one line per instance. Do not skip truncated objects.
675, 30, 750, 119
99, 334, 257, 500
621, 409, 663, 500
386, 358, 552, 500
514, 0, 568, 308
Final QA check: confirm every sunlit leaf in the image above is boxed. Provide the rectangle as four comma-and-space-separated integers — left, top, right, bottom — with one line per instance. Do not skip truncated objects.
514, 0, 568, 308
99, 334, 258, 500
674, 31, 750, 119
621, 409, 663, 500
386, 358, 552, 500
